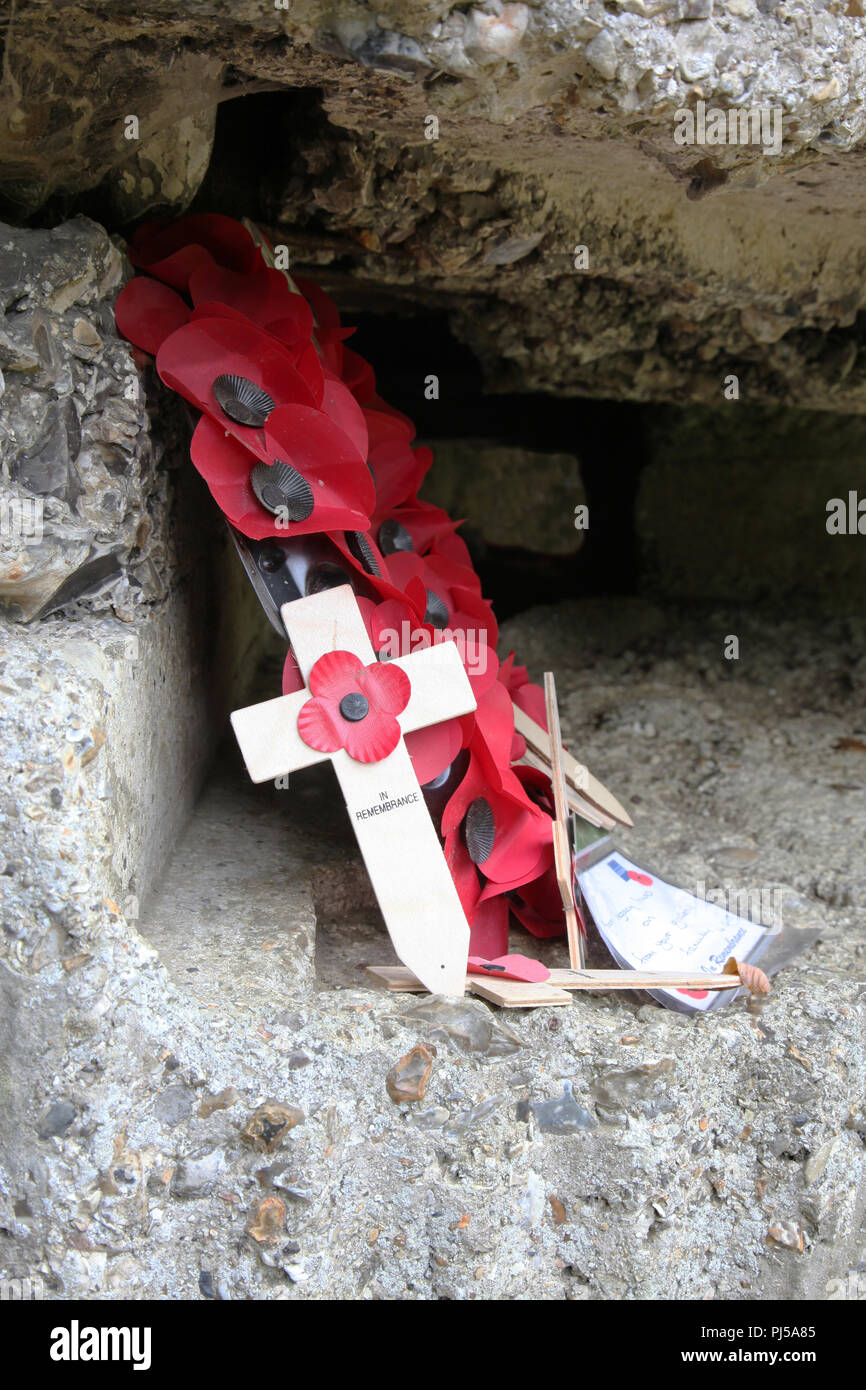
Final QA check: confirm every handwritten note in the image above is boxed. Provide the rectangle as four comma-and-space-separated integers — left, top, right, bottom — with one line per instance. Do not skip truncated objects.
577, 851, 769, 1012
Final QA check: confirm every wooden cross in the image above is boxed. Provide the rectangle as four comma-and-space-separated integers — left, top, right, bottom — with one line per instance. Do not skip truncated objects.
230, 585, 477, 996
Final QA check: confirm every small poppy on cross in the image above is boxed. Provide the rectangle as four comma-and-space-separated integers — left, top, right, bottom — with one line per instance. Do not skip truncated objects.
231, 585, 477, 994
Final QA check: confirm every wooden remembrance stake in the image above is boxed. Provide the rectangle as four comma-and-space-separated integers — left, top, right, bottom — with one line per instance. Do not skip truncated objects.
543, 672, 586, 970
231, 586, 477, 996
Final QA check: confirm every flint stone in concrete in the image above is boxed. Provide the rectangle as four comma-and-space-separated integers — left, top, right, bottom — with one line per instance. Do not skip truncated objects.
0, 217, 165, 622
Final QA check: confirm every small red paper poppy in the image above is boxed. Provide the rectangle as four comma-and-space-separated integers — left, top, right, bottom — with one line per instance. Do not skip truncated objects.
297, 650, 411, 763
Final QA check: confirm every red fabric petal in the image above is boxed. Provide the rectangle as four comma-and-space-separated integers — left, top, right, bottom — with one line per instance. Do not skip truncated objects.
477, 843, 553, 896
513, 681, 548, 730
282, 648, 305, 695
157, 317, 320, 465
190, 299, 256, 327
432, 528, 474, 569
405, 719, 463, 786
363, 391, 416, 436
327, 532, 417, 608
467, 897, 510, 960
445, 833, 483, 920
265, 405, 372, 503
308, 650, 364, 702
115, 277, 190, 355
358, 660, 410, 716
189, 264, 315, 347
129, 214, 259, 291
292, 276, 345, 344
442, 745, 552, 886
341, 345, 376, 404
510, 895, 566, 939
189, 417, 370, 541
376, 498, 459, 555
473, 682, 519, 779
468, 953, 550, 983
321, 371, 369, 461
343, 709, 401, 763
297, 697, 344, 754
369, 598, 417, 655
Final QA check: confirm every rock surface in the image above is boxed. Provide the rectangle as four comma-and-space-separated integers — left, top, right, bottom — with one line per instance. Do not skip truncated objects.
0, 216, 188, 623
422, 440, 585, 556
2, 5, 866, 409
1, 603, 863, 1301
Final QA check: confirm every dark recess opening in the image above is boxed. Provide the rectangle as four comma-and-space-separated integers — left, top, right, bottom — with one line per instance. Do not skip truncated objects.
350, 310, 648, 619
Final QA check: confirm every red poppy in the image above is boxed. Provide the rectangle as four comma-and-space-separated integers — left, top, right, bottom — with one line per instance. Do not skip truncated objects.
387, 550, 499, 654
156, 316, 324, 459
325, 530, 420, 609
186, 299, 324, 404
189, 413, 374, 541
442, 749, 552, 888
297, 650, 411, 763
374, 499, 461, 556
128, 214, 261, 291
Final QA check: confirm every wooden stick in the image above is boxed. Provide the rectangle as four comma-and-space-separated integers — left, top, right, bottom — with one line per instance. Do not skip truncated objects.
544, 673, 585, 970
547, 968, 741, 992
519, 750, 616, 830
514, 704, 633, 828
366, 965, 744, 996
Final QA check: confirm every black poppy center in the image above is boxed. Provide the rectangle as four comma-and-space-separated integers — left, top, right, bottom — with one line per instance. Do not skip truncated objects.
378, 519, 414, 555
340, 692, 369, 722
424, 588, 449, 629
212, 374, 274, 428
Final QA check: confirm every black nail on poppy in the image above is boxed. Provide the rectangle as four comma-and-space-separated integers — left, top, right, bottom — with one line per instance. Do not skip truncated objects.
378, 519, 414, 555
305, 562, 350, 596
345, 531, 381, 576
251, 460, 314, 520
464, 797, 495, 864
424, 588, 449, 629
212, 374, 275, 427
340, 692, 369, 722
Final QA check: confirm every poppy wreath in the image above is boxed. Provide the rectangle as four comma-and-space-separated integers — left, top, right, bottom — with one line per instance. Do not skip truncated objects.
115, 213, 576, 965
